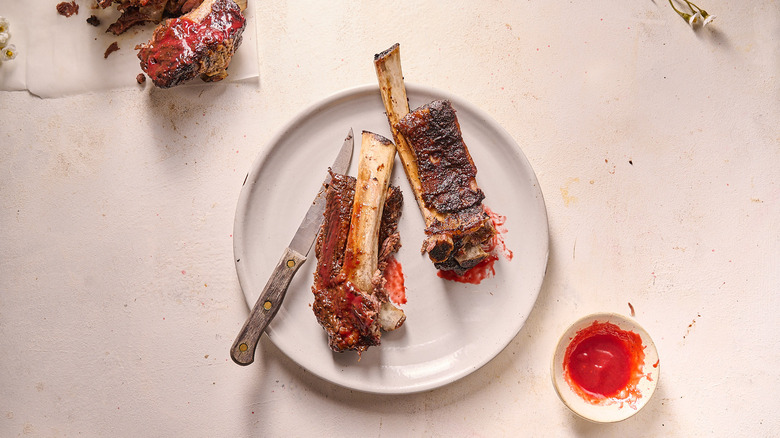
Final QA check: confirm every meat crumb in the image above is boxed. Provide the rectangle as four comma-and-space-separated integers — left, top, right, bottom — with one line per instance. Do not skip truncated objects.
86, 15, 101, 26
104, 41, 120, 59
56, 1, 79, 17
136, 73, 146, 84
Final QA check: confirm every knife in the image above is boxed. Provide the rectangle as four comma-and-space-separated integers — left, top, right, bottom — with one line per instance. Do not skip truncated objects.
230, 129, 354, 366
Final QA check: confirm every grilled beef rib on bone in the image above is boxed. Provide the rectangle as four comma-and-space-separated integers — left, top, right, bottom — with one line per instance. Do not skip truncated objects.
312, 132, 405, 353
136, 0, 246, 88
395, 100, 496, 274
375, 44, 496, 275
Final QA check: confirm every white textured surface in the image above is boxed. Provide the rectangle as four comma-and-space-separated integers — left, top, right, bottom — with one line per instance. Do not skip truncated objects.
0, 1, 778, 436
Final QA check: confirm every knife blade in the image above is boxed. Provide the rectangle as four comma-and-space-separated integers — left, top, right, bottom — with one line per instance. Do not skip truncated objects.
230, 129, 354, 366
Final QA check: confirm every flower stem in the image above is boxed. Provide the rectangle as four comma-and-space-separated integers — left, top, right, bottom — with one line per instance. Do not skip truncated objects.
685, 1, 701, 13
685, 0, 712, 19
668, 0, 691, 20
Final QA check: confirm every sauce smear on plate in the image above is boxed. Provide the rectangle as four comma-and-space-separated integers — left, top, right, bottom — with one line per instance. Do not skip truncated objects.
384, 256, 406, 304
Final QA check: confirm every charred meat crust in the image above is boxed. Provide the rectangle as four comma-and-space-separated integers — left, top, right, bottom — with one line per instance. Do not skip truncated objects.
373, 43, 400, 62
396, 99, 495, 275
395, 99, 485, 214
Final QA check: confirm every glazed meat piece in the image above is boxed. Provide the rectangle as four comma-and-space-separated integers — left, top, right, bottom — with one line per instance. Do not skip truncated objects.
312, 176, 405, 353
136, 0, 246, 88
395, 99, 495, 274
312, 133, 405, 354
312, 173, 382, 352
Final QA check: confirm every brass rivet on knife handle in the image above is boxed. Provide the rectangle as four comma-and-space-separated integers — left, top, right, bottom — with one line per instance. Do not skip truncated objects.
230, 248, 306, 366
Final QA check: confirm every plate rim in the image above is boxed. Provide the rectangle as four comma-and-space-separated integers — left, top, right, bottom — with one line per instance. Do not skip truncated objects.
233, 83, 550, 394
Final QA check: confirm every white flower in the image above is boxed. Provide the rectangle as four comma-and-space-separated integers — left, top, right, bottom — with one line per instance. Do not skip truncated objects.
1, 44, 17, 61
0, 31, 9, 49
688, 11, 702, 27
702, 14, 716, 27
0, 16, 8, 34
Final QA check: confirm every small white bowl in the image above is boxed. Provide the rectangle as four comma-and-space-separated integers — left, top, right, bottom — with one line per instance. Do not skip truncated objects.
551, 312, 660, 423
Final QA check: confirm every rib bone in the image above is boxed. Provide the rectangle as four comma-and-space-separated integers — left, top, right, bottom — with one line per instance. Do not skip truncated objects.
374, 44, 444, 228
343, 131, 406, 331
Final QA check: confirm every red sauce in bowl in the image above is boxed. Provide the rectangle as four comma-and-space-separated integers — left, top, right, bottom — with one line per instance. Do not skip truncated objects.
562, 320, 646, 405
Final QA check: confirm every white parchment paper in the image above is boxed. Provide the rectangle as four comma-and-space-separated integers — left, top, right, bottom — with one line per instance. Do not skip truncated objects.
1, 0, 258, 97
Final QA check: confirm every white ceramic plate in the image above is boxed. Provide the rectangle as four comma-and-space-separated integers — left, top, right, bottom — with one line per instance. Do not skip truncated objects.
233, 84, 549, 394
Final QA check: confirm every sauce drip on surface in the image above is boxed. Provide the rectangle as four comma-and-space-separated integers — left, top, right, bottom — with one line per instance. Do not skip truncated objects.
563, 321, 646, 406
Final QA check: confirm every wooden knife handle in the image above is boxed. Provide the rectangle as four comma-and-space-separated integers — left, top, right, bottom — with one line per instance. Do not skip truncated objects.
230, 247, 307, 366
